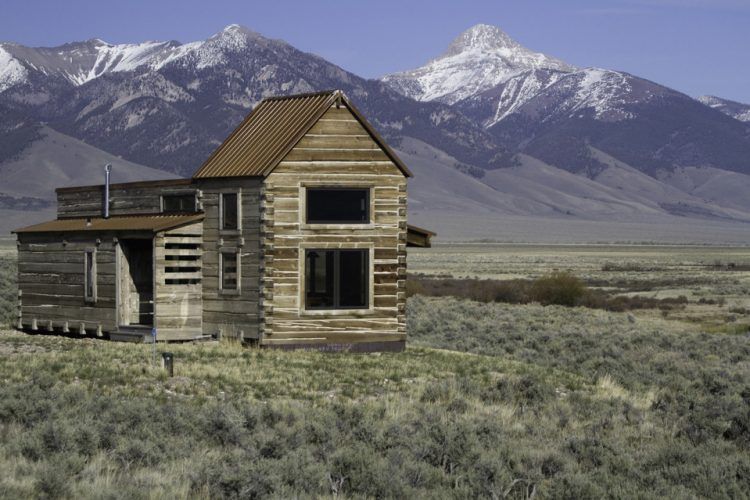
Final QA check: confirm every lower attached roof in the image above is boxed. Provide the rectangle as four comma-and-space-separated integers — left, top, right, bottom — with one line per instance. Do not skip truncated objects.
13, 214, 204, 234
406, 224, 436, 248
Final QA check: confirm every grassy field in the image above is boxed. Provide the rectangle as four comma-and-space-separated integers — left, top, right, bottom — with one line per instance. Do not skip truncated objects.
409, 244, 750, 332
0, 241, 749, 498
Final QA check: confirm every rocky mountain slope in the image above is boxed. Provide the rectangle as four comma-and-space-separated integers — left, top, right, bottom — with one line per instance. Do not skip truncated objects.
1, 24, 750, 240
0, 25, 509, 176
383, 25, 750, 181
0, 124, 176, 203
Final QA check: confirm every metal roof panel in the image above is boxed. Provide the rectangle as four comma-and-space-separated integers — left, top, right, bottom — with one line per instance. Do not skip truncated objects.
13, 214, 204, 234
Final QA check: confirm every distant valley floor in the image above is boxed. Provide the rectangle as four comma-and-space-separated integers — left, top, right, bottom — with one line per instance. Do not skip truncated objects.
3, 206, 750, 245
410, 211, 750, 245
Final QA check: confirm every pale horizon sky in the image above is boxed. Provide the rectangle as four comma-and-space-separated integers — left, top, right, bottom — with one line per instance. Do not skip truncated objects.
1, 0, 749, 102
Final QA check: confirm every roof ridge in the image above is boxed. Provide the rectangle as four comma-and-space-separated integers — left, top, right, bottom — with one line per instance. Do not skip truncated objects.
262, 89, 340, 102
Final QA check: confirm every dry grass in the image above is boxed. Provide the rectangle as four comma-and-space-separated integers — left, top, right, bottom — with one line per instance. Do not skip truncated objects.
0, 242, 748, 497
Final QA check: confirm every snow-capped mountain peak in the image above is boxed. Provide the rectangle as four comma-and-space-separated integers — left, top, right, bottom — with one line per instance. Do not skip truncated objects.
0, 24, 269, 92
441, 24, 521, 57
382, 24, 576, 104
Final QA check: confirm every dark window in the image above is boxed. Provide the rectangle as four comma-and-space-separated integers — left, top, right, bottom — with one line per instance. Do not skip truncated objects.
221, 250, 239, 291
84, 250, 96, 302
222, 192, 239, 230
306, 188, 369, 224
305, 249, 368, 309
162, 193, 196, 213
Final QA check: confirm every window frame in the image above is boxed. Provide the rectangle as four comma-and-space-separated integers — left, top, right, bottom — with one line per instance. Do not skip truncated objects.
160, 190, 198, 213
299, 183, 374, 229
299, 243, 374, 314
219, 247, 240, 295
219, 189, 241, 234
84, 248, 97, 303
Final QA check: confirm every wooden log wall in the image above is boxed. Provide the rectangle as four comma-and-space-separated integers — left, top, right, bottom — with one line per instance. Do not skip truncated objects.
195, 178, 262, 340
17, 233, 118, 334
153, 222, 204, 340
56, 180, 194, 219
261, 103, 408, 348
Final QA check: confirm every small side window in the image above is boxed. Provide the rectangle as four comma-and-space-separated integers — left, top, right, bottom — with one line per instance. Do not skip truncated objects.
220, 249, 240, 293
162, 193, 197, 213
221, 192, 239, 231
84, 249, 97, 303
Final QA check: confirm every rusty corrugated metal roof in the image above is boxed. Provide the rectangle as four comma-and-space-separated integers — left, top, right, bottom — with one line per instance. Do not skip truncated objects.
192, 89, 412, 179
13, 214, 204, 234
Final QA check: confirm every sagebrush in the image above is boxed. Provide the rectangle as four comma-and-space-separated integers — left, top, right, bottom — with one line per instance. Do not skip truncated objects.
0, 243, 749, 498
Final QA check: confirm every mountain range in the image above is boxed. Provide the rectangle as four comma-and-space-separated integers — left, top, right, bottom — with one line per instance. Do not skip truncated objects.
1, 23, 750, 242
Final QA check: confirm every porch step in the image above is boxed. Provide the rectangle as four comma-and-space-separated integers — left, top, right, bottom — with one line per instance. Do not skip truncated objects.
111, 325, 154, 343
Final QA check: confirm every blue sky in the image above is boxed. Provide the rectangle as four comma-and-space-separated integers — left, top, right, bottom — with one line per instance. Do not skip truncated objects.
2, 0, 749, 102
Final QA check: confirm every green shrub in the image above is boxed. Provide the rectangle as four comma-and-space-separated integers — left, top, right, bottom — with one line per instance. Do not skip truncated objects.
0, 257, 17, 328
529, 271, 587, 306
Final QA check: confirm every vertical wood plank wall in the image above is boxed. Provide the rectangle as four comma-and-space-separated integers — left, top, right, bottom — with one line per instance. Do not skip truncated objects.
17, 234, 118, 334
262, 104, 408, 348
153, 222, 204, 340
197, 178, 262, 340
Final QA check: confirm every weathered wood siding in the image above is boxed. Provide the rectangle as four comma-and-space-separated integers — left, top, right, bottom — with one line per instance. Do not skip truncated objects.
262, 104, 407, 348
56, 180, 194, 219
196, 178, 262, 340
153, 222, 204, 340
17, 233, 117, 334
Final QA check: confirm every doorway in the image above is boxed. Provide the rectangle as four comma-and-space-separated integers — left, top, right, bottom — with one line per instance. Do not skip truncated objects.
118, 239, 154, 326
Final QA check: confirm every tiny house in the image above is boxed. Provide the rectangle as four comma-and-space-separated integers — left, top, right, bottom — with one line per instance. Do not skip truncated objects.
14, 90, 433, 351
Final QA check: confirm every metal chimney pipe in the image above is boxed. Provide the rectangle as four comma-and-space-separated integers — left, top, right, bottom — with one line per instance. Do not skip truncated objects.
104, 164, 112, 219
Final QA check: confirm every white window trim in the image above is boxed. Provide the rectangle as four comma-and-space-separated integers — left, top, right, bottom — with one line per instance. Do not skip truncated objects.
219, 247, 241, 295
219, 189, 242, 235
298, 182, 375, 230
84, 247, 97, 304
297, 242, 375, 316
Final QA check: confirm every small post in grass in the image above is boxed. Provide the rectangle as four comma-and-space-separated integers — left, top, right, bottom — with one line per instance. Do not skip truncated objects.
151, 327, 157, 365
161, 352, 174, 377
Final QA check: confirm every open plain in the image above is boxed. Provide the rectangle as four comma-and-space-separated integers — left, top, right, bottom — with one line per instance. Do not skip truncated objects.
0, 241, 748, 498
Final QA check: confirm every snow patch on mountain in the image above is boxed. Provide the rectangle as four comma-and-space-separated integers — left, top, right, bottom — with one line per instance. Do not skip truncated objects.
169, 25, 253, 69
698, 95, 750, 122
70, 40, 177, 84
491, 70, 566, 125
382, 24, 575, 104
0, 24, 263, 90
0, 46, 28, 93
570, 68, 635, 120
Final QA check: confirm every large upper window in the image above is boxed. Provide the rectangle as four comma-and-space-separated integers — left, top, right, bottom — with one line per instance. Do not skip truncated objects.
306, 188, 369, 224
162, 192, 197, 213
221, 192, 239, 231
305, 249, 368, 309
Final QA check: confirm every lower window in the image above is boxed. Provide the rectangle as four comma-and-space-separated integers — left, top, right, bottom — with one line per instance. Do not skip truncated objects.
84, 249, 97, 303
305, 249, 368, 309
220, 249, 239, 292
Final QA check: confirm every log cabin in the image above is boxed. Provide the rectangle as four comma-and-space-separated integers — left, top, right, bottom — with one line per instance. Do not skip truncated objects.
13, 90, 433, 351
